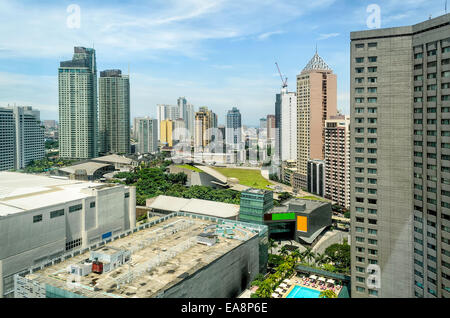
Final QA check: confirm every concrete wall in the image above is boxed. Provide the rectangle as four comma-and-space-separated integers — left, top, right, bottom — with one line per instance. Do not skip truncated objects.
0, 184, 135, 297
159, 235, 260, 298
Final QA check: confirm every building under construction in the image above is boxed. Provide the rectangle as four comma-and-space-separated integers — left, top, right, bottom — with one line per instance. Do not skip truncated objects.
14, 212, 268, 298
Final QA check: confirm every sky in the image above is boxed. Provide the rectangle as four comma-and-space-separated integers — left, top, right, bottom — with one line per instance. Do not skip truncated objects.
0, 0, 447, 126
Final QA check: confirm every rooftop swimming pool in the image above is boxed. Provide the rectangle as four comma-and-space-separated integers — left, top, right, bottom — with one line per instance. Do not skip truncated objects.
286, 285, 322, 298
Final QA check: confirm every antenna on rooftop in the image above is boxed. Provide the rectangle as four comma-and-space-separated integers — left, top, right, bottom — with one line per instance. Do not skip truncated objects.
446, 0, 448, 14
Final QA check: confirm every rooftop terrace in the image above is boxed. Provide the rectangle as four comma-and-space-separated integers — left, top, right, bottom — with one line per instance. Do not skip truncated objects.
20, 214, 260, 298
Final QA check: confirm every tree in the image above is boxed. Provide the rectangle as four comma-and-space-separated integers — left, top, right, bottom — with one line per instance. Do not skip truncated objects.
319, 290, 337, 298
314, 253, 330, 266
278, 192, 292, 202
269, 238, 277, 254
324, 242, 351, 272
256, 278, 274, 298
301, 247, 315, 265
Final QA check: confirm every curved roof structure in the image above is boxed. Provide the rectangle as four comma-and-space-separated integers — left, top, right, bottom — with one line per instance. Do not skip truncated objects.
301, 52, 332, 74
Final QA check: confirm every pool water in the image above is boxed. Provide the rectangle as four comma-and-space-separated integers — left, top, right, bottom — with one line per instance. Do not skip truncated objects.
286, 285, 322, 298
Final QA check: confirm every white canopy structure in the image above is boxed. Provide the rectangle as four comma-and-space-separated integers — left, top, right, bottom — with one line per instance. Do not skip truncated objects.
327, 279, 335, 284
275, 288, 283, 293
280, 283, 287, 288
318, 277, 326, 282
309, 275, 317, 280
272, 293, 279, 298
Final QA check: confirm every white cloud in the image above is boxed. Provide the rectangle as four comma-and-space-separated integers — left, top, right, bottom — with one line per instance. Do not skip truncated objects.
257, 30, 284, 40
317, 33, 340, 41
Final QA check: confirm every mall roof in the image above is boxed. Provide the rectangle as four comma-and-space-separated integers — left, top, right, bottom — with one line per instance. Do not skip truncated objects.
92, 154, 134, 165
59, 162, 112, 176
148, 195, 239, 219
0, 172, 123, 217
23, 214, 258, 298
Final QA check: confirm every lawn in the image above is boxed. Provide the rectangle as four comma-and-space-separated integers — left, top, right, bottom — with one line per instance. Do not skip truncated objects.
298, 195, 329, 202
212, 167, 272, 189
175, 164, 203, 173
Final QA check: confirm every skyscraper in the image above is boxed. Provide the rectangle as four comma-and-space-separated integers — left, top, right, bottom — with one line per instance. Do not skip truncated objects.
99, 69, 130, 155
194, 107, 217, 149
160, 119, 173, 147
324, 115, 350, 209
137, 117, 158, 154
59, 47, 98, 159
157, 104, 179, 140
293, 52, 337, 190
226, 107, 242, 146
350, 13, 450, 298
0, 106, 44, 171
266, 115, 276, 140
280, 89, 298, 161
275, 93, 282, 160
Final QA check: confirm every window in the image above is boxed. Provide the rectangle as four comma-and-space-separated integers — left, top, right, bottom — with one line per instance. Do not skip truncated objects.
368, 118, 377, 124
90, 202, 96, 208
50, 209, 65, 219
125, 192, 130, 198
443, 71, 450, 78
368, 42, 377, 48
414, 75, 423, 81
368, 87, 377, 93
356, 57, 364, 63
33, 215, 43, 223
368, 77, 377, 83
428, 73, 437, 79
415, 53, 423, 59
368, 128, 377, 134
443, 46, 450, 53
355, 88, 364, 94
368, 98, 377, 103
355, 98, 364, 103
69, 204, 82, 213
355, 77, 364, 83
368, 56, 377, 62
356, 43, 364, 49
355, 67, 364, 73
368, 67, 377, 73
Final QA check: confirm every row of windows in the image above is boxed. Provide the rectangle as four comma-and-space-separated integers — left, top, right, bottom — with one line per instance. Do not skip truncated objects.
32, 202, 96, 223
355, 56, 377, 63
355, 42, 378, 49
355, 87, 378, 93
355, 77, 377, 83
414, 71, 450, 80
415, 47, 450, 59
414, 95, 450, 102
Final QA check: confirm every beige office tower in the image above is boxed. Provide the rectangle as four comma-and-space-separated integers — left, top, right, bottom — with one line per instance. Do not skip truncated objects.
98, 70, 130, 155
293, 52, 337, 190
59, 47, 98, 159
194, 107, 217, 149
350, 14, 450, 298
324, 115, 350, 209
160, 120, 173, 147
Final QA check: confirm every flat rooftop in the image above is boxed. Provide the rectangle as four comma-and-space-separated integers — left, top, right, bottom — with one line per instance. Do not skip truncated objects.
0, 172, 121, 217
23, 215, 258, 298
148, 195, 240, 219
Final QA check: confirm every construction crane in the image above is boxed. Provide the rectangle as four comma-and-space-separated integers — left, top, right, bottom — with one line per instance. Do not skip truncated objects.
275, 62, 288, 89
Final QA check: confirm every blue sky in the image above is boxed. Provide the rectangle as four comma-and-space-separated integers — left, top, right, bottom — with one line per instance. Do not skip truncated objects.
0, 0, 447, 126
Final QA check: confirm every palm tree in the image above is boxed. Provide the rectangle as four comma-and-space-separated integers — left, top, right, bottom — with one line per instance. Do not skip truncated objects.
301, 247, 315, 265
279, 245, 290, 257
291, 249, 301, 264
319, 289, 337, 298
269, 238, 277, 254
314, 253, 330, 267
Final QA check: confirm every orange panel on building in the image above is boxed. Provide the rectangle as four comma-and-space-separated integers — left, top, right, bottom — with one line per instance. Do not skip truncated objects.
297, 216, 308, 232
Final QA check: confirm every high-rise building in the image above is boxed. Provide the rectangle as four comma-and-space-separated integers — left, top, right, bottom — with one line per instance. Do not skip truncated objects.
0, 106, 44, 171
275, 93, 282, 160
226, 107, 242, 146
294, 52, 337, 190
307, 159, 325, 197
186, 103, 195, 141
350, 14, 450, 298
280, 89, 298, 161
259, 118, 267, 129
173, 118, 186, 142
266, 115, 276, 140
157, 104, 179, 140
137, 117, 158, 154
178, 97, 187, 120
194, 107, 217, 149
59, 47, 98, 159
133, 117, 145, 141
160, 119, 173, 147
324, 115, 350, 209
99, 69, 130, 155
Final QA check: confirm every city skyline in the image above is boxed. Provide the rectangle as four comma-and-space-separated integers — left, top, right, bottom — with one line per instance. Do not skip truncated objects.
0, 0, 447, 125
